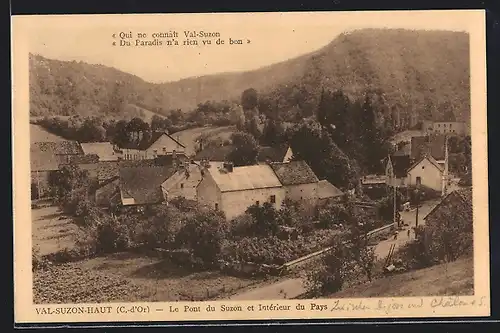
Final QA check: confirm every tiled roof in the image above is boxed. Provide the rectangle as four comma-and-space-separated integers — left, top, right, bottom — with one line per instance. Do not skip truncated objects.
32, 141, 84, 155
408, 154, 444, 173
394, 143, 411, 157
270, 160, 319, 186
317, 180, 344, 199
411, 135, 446, 161
208, 164, 282, 192
119, 131, 186, 150
97, 161, 120, 183
119, 165, 176, 205
80, 142, 119, 161
193, 145, 234, 161
30, 144, 59, 172
391, 155, 412, 178
257, 145, 289, 163
68, 154, 100, 164
423, 187, 472, 221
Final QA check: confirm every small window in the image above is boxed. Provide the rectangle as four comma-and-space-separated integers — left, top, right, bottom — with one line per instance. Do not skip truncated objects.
180, 183, 184, 189
450, 124, 453, 128
416, 176, 422, 186
270, 195, 276, 204
256, 201, 260, 206
162, 147, 166, 153
438, 124, 440, 127
422, 166, 425, 169
215, 203, 218, 210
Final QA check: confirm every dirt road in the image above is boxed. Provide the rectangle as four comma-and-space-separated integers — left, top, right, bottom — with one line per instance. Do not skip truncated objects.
226, 198, 441, 301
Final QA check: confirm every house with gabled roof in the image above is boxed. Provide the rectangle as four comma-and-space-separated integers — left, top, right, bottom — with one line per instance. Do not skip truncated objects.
269, 160, 319, 207
30, 143, 60, 199
80, 142, 120, 161
317, 179, 345, 206
32, 141, 84, 166
404, 154, 446, 192
119, 131, 186, 161
196, 162, 286, 220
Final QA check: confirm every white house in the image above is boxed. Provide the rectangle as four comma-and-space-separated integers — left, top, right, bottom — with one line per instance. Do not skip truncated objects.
161, 161, 204, 201
405, 154, 447, 193
120, 131, 186, 160
269, 160, 320, 209
196, 162, 286, 221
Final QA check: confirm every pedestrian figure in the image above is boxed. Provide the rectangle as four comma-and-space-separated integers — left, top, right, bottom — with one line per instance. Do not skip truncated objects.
407, 229, 411, 238
393, 231, 398, 240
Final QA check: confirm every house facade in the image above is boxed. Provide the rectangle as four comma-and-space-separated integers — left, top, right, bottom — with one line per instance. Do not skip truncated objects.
120, 131, 186, 160
161, 162, 204, 201
269, 161, 319, 209
197, 163, 286, 221
405, 155, 445, 192
80, 142, 120, 161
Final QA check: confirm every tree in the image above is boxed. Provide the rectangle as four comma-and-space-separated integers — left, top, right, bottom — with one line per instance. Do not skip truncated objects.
176, 209, 228, 267
126, 117, 148, 143
345, 223, 376, 282
241, 88, 259, 111
227, 132, 259, 167
260, 119, 285, 146
288, 119, 359, 190
246, 202, 280, 236
48, 164, 91, 215
305, 235, 356, 295
112, 119, 130, 147
151, 114, 166, 132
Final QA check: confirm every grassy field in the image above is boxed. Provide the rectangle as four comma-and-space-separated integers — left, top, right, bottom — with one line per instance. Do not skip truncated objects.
330, 256, 474, 298
32, 205, 265, 303
30, 124, 67, 144
34, 252, 266, 303
172, 125, 236, 156
32, 206, 80, 256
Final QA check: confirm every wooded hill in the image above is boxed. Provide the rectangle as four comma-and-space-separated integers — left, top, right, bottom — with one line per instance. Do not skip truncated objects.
30, 28, 470, 124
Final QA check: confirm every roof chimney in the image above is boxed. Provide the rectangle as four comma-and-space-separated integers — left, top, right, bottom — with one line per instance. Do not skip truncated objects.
223, 162, 234, 173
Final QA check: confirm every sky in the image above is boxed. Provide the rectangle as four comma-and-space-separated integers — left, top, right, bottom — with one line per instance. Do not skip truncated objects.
16, 10, 479, 83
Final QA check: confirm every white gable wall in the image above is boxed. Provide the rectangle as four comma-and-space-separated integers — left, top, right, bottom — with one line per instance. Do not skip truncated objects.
220, 187, 286, 221
146, 134, 185, 158
405, 158, 443, 191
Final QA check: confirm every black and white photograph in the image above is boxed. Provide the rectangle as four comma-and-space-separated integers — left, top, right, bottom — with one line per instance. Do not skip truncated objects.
13, 10, 489, 322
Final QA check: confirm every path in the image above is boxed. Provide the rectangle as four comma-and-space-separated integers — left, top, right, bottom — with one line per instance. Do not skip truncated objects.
226, 198, 441, 301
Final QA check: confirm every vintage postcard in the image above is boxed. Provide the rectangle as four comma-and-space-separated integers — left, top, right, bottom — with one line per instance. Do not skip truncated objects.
13, 10, 489, 324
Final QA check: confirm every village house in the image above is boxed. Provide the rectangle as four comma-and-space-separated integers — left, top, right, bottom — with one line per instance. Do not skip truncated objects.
196, 162, 286, 221
32, 141, 84, 165
422, 120, 468, 136
405, 154, 448, 193
67, 154, 100, 178
385, 149, 412, 187
80, 142, 121, 161
30, 143, 59, 199
410, 134, 448, 168
423, 187, 473, 227
269, 161, 320, 209
317, 179, 345, 207
119, 131, 186, 161
94, 154, 193, 208
160, 161, 204, 201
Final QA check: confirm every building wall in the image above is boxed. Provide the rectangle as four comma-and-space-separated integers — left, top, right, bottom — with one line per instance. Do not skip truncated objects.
405, 158, 443, 191
146, 134, 185, 158
31, 170, 54, 198
122, 148, 146, 160
95, 178, 119, 206
283, 183, 318, 207
220, 186, 286, 221
162, 164, 203, 201
196, 173, 222, 212
283, 147, 293, 162
430, 122, 467, 135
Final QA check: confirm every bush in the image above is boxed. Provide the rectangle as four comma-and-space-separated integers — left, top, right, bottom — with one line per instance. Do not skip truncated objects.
176, 209, 228, 268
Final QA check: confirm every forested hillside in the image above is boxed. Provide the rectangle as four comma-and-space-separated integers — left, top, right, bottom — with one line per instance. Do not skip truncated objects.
29, 28, 470, 125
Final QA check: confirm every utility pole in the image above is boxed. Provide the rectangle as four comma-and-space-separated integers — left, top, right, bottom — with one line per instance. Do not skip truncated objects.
415, 193, 419, 229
